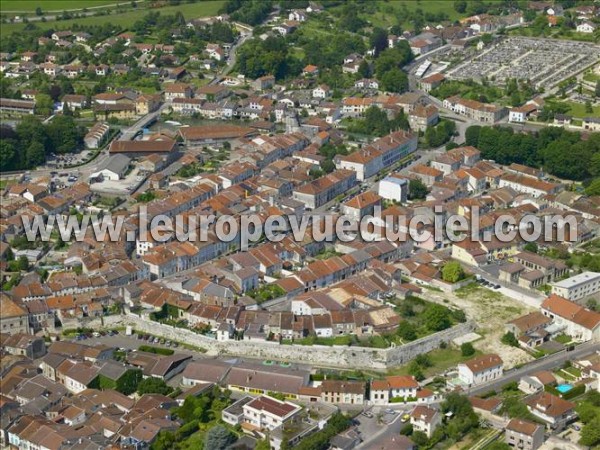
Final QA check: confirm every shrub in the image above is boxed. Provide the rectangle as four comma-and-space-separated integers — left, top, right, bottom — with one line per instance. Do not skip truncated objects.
461, 342, 475, 357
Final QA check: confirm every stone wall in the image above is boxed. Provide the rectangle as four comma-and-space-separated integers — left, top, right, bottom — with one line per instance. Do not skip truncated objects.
89, 315, 475, 371
384, 321, 476, 366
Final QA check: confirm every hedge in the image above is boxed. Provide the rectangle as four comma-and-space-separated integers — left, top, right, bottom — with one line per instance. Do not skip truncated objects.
138, 345, 174, 355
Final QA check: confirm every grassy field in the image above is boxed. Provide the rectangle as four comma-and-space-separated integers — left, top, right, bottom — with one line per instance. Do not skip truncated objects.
0, 0, 119, 12
364, 0, 462, 29
387, 348, 482, 377
0, 0, 225, 36
556, 101, 600, 118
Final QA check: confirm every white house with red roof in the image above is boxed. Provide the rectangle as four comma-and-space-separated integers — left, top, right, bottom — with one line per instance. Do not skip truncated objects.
457, 354, 503, 387
541, 294, 600, 341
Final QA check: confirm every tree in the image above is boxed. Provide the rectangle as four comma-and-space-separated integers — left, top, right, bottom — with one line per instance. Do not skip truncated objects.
454, 0, 467, 13
357, 60, 371, 78
35, 93, 54, 116
426, 120, 457, 147
423, 304, 451, 331
380, 68, 408, 94
151, 431, 175, 450
137, 377, 173, 396
411, 431, 428, 446
369, 27, 388, 55
255, 439, 271, 450
442, 261, 465, 283
441, 393, 479, 438
26, 141, 46, 168
461, 342, 475, 357
501, 332, 519, 347
523, 242, 538, 253
35, 7, 43, 16
408, 179, 429, 201
0, 140, 17, 171
465, 125, 481, 147
16, 256, 29, 271
595, 80, 600, 98
204, 425, 234, 450
585, 101, 593, 114
397, 322, 417, 341
580, 417, 600, 447
591, 153, 600, 177
46, 115, 84, 154
116, 369, 142, 395
576, 402, 599, 424
510, 90, 521, 107
407, 361, 425, 381
586, 179, 600, 196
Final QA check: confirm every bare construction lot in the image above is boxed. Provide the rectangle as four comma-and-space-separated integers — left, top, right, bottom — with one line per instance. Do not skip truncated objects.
419, 283, 535, 368
446, 36, 600, 89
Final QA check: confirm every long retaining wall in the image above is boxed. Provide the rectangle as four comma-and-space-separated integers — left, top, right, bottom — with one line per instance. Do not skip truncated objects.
88, 315, 475, 371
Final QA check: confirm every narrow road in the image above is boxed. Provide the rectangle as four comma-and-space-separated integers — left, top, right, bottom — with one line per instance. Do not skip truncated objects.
355, 411, 406, 450
208, 30, 252, 86
467, 341, 600, 396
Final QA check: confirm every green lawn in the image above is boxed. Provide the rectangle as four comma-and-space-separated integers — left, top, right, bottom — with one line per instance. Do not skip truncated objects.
554, 333, 572, 345
584, 72, 600, 83
387, 348, 481, 378
0, 0, 119, 13
0, 0, 225, 36
561, 101, 600, 118
363, 1, 463, 29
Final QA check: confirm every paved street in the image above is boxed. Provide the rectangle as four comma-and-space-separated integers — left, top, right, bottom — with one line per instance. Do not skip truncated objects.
355, 411, 406, 450
467, 340, 600, 396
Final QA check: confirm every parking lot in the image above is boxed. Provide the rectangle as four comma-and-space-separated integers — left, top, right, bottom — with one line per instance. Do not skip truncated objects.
48, 170, 81, 189
45, 151, 93, 168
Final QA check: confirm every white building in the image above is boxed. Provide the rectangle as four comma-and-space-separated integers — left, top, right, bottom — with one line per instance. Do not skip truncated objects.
222, 395, 301, 432
457, 354, 503, 387
90, 154, 130, 181
551, 272, 600, 302
84, 122, 110, 149
312, 85, 330, 99
577, 22, 596, 33
370, 375, 419, 405
410, 405, 441, 438
498, 173, 560, 198
289, 10, 307, 21
378, 174, 409, 203
541, 294, 600, 341
505, 419, 545, 450
335, 131, 417, 181
509, 108, 526, 123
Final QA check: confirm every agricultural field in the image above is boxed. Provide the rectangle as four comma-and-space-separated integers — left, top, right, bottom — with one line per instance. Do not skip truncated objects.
0, 0, 119, 12
359, 0, 462, 29
0, 0, 225, 36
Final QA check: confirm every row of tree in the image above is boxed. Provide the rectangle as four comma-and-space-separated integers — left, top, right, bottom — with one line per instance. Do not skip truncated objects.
221, 0, 273, 26
0, 115, 85, 171
465, 125, 600, 181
